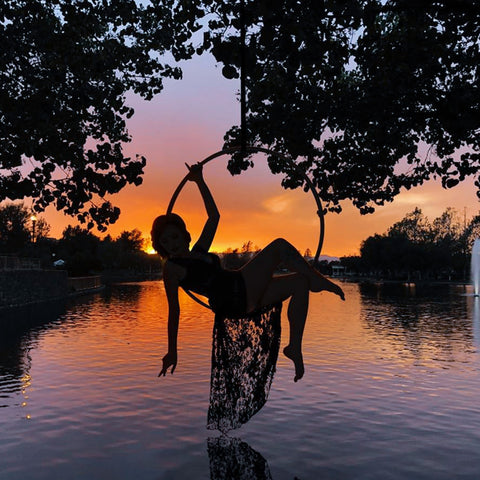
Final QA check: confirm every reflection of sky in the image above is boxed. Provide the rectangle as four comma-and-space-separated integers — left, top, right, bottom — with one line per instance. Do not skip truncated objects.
3, 282, 480, 478
17, 53, 480, 257
360, 284, 477, 367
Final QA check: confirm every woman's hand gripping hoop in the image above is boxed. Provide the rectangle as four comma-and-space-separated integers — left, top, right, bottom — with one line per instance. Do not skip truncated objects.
184, 162, 204, 183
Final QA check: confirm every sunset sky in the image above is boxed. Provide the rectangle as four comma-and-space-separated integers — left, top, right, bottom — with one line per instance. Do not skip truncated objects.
41, 54, 480, 258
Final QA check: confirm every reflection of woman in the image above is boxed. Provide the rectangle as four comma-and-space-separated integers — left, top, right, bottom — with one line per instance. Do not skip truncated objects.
152, 164, 344, 382
208, 436, 273, 480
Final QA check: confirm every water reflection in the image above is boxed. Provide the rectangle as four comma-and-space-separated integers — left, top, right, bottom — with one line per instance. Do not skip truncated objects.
101, 282, 144, 308
359, 283, 476, 364
3, 282, 480, 479
208, 436, 273, 480
0, 301, 66, 402
0, 284, 145, 388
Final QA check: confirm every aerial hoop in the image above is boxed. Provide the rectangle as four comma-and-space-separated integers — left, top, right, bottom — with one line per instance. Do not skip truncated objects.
167, 145, 325, 309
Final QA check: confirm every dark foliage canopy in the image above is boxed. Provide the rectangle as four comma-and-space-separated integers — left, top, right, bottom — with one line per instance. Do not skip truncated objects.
2, 0, 480, 228
197, 0, 480, 213
1, 0, 183, 229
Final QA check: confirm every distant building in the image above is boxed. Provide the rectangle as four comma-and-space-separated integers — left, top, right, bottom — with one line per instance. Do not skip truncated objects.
332, 265, 345, 277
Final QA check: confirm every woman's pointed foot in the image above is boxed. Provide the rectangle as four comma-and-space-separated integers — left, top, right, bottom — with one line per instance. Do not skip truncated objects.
329, 282, 345, 300
310, 273, 345, 300
283, 345, 304, 382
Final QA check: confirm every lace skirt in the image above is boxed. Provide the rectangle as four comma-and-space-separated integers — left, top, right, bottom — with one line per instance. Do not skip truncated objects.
207, 303, 282, 433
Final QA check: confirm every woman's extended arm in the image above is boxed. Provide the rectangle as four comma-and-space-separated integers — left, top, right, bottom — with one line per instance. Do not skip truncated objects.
159, 262, 181, 376
186, 163, 219, 252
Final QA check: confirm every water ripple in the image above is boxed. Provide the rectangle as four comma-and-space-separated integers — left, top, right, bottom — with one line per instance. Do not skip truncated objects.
1, 282, 480, 479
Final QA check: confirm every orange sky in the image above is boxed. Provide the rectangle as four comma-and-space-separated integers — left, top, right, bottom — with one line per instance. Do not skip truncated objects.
40, 55, 480, 258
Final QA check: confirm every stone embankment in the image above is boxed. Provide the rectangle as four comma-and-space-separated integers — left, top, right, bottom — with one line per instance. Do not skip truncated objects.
0, 256, 162, 312
0, 256, 104, 311
68, 275, 103, 295
0, 268, 68, 310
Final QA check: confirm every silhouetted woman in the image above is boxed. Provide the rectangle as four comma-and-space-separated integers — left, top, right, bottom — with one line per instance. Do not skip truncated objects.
151, 164, 344, 382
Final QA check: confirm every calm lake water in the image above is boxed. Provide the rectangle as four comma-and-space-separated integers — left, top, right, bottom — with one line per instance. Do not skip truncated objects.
1, 281, 480, 479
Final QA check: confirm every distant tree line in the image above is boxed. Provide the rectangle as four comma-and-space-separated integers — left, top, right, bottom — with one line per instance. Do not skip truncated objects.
219, 241, 327, 275
0, 202, 160, 277
57, 225, 161, 278
340, 207, 480, 281
221, 241, 260, 269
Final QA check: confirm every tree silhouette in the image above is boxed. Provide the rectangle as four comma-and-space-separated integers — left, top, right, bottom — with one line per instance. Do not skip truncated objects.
0, 0, 183, 230
2, 0, 480, 227
210, 0, 480, 214
0, 202, 49, 253
115, 229, 144, 252
358, 206, 479, 279
388, 208, 432, 244
464, 214, 480, 250
0, 203, 31, 253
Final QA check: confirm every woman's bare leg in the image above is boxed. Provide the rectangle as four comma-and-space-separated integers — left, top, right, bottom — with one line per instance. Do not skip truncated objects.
239, 238, 343, 381
258, 273, 310, 382
241, 238, 344, 312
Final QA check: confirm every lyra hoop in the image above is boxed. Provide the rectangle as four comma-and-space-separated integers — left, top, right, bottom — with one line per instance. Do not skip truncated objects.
167, 145, 325, 309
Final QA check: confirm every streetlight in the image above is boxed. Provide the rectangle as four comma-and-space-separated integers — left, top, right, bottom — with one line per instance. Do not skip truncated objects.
30, 214, 37, 243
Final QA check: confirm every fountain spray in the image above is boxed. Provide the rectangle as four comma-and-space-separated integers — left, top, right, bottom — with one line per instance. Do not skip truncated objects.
472, 239, 480, 297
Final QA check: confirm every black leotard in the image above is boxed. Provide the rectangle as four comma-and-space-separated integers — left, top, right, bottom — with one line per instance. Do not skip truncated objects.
168, 246, 247, 317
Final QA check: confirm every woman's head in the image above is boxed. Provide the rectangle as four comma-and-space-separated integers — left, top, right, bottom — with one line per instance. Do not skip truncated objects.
151, 213, 191, 258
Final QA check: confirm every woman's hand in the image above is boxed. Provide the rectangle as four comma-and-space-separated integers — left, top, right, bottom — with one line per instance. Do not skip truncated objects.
185, 162, 204, 183
158, 351, 177, 377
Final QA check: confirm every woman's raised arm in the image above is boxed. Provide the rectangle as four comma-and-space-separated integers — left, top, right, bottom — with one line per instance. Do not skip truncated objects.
186, 163, 220, 252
